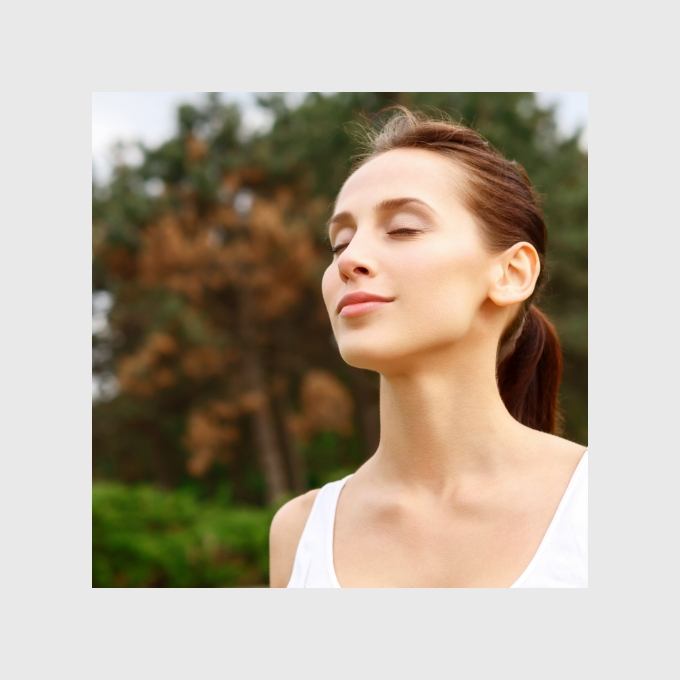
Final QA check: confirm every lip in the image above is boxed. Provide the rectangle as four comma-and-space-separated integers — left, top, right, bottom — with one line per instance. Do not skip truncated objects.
336, 291, 395, 316
339, 300, 393, 318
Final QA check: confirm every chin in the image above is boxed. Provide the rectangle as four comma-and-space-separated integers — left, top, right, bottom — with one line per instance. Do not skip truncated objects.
337, 340, 406, 373
339, 354, 380, 372
336, 337, 381, 369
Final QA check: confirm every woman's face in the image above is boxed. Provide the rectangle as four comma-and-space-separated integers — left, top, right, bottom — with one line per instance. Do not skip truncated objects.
321, 147, 501, 374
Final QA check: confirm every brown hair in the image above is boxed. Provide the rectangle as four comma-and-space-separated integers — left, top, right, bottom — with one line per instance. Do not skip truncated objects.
346, 105, 565, 435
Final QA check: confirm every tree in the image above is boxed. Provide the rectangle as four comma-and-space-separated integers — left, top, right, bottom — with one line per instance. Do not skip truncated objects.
93, 92, 587, 504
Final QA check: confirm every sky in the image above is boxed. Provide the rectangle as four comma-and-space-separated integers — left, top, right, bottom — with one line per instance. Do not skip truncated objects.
92, 91, 587, 183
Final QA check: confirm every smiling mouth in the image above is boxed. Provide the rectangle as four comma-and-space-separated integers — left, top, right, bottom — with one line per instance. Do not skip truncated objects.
339, 299, 393, 318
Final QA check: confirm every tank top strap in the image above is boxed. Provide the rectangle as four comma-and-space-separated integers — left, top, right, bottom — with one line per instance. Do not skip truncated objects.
311, 474, 352, 541
286, 473, 353, 587
511, 447, 589, 587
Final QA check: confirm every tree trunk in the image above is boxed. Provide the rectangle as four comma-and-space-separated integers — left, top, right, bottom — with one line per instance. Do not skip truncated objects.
241, 345, 289, 505
276, 398, 308, 495
236, 283, 290, 505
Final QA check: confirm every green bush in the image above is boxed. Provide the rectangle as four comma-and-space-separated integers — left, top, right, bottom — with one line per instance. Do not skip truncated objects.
93, 482, 275, 587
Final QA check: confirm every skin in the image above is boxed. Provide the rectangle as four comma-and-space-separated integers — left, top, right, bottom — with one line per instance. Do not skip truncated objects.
270, 149, 584, 587
270, 147, 586, 588
323, 147, 550, 490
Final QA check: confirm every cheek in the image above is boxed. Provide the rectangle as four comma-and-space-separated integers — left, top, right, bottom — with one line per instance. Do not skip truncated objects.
400, 245, 488, 319
321, 265, 336, 309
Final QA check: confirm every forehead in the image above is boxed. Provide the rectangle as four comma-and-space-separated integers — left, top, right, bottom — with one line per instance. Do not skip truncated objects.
334, 147, 467, 212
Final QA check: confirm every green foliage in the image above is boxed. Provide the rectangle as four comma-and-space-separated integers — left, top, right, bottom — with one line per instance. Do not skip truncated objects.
93, 482, 274, 587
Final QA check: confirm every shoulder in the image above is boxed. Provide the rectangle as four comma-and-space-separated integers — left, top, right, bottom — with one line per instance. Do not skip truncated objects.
517, 430, 588, 491
527, 429, 587, 463
268, 487, 321, 588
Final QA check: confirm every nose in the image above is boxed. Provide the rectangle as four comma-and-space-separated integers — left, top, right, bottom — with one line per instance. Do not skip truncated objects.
335, 233, 375, 280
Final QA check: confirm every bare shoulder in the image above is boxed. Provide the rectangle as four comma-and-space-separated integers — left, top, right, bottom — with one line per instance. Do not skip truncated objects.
530, 430, 588, 467
549, 433, 588, 459
268, 488, 320, 588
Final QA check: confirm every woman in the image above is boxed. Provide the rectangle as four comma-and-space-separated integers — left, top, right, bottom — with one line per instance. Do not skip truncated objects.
269, 105, 587, 588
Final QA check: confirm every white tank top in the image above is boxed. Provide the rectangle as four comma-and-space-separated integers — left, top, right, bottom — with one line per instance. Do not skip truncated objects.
287, 449, 588, 588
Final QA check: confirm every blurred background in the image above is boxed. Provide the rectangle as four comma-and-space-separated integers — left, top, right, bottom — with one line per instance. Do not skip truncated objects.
92, 92, 587, 587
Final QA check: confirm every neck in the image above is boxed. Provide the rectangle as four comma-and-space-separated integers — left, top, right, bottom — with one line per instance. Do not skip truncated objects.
369, 342, 533, 497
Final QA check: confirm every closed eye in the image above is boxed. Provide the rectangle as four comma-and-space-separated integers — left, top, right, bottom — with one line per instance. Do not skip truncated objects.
329, 228, 422, 255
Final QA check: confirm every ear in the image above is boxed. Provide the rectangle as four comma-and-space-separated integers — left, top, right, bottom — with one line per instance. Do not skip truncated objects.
487, 241, 540, 308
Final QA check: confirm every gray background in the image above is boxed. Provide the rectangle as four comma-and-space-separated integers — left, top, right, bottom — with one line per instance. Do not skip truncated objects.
2, 1, 678, 678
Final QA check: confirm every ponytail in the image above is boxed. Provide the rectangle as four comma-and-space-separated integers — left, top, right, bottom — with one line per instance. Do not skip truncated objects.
496, 304, 565, 435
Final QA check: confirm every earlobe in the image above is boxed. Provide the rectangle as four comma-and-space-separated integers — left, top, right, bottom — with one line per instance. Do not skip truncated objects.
488, 242, 540, 307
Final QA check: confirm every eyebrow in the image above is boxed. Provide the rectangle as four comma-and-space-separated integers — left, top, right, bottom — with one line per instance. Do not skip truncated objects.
326, 197, 437, 237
